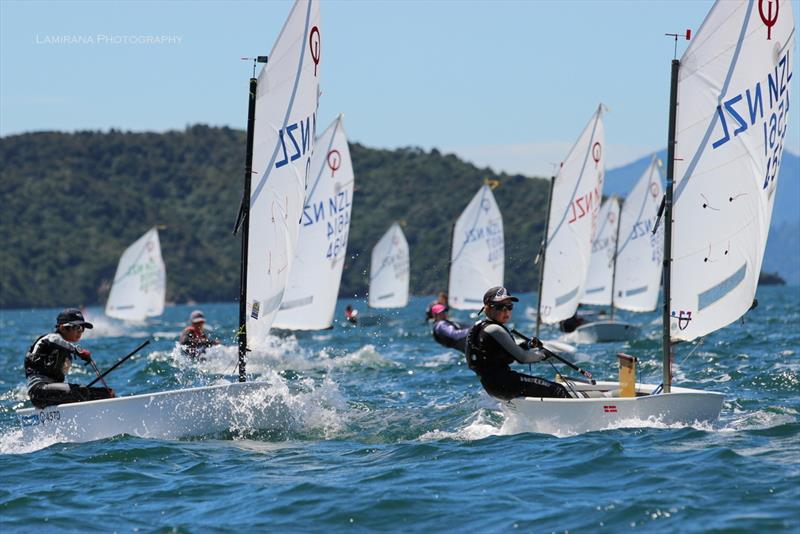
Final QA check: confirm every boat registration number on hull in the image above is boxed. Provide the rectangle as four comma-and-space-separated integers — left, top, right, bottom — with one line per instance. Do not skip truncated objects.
19, 410, 61, 428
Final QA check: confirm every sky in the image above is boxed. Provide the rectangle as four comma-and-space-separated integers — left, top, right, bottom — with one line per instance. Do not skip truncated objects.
1, 0, 798, 177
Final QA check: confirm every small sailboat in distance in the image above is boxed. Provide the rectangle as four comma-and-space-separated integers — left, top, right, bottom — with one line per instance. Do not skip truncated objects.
273, 114, 354, 331
571, 156, 665, 343
368, 223, 409, 308
18, 0, 323, 443
105, 227, 166, 321
532, 105, 605, 351
505, 0, 793, 435
448, 183, 504, 310
613, 157, 664, 311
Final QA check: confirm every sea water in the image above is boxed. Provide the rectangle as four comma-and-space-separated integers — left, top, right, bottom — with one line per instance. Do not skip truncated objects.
1, 287, 798, 532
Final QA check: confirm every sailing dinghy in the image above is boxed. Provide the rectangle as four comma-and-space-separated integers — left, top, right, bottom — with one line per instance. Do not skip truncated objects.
273, 115, 354, 330
448, 184, 504, 310
18, 0, 323, 443
368, 223, 410, 308
531, 105, 606, 352
105, 227, 166, 321
568, 157, 665, 343
506, 0, 793, 435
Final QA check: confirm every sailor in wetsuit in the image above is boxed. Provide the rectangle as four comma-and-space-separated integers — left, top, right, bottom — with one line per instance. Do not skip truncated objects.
465, 287, 570, 400
431, 304, 469, 353
24, 308, 116, 408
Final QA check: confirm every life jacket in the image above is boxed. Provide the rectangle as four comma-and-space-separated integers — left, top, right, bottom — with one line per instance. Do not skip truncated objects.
432, 320, 463, 349
465, 319, 515, 375
24, 332, 75, 383
180, 325, 210, 347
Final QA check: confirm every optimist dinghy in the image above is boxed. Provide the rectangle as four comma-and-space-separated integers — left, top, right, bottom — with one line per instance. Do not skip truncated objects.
508, 0, 794, 434
17, 382, 289, 443
368, 223, 410, 309
532, 105, 606, 350
570, 157, 665, 343
16, 0, 323, 443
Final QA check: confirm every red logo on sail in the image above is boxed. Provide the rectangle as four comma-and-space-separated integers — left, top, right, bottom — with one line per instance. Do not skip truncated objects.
759, 0, 779, 40
672, 310, 693, 330
309, 26, 321, 75
327, 149, 341, 177
650, 182, 660, 199
603, 405, 618, 413
592, 142, 602, 168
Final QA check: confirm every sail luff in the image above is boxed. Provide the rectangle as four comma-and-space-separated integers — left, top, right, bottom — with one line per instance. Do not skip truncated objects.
237, 76, 257, 382
535, 176, 556, 338
663, 58, 680, 394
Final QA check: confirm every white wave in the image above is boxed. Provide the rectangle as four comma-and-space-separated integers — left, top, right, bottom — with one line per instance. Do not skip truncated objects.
720, 406, 798, 433
419, 407, 503, 442
500, 412, 717, 438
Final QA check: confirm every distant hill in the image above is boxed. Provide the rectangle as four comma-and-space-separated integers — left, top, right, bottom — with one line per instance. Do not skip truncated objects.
605, 149, 800, 284
0, 127, 551, 309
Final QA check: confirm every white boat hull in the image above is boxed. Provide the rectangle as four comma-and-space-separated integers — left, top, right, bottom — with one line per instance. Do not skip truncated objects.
503, 381, 723, 436
17, 381, 288, 444
568, 320, 641, 343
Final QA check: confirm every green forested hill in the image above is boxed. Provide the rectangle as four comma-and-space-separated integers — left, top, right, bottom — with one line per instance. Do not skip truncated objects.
0, 127, 550, 309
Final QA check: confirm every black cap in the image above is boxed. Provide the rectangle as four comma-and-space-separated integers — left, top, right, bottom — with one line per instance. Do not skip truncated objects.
483, 286, 519, 305
56, 308, 94, 329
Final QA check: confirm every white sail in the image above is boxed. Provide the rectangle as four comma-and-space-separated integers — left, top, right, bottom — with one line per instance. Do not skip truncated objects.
614, 156, 664, 312
105, 227, 166, 321
669, 0, 794, 341
246, 0, 321, 345
581, 197, 620, 306
273, 115, 354, 330
539, 105, 605, 324
448, 184, 504, 310
368, 223, 409, 308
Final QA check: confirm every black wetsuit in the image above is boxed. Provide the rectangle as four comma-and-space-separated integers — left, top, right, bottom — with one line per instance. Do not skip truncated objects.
24, 332, 113, 409
465, 320, 570, 400
432, 319, 469, 353
559, 314, 586, 333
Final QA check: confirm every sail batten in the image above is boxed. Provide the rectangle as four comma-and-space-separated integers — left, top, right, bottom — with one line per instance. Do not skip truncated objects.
449, 184, 504, 310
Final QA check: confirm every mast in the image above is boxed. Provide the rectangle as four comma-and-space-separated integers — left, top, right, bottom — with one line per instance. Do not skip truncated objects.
236, 76, 258, 383
609, 196, 621, 321
661, 59, 680, 394
535, 175, 556, 338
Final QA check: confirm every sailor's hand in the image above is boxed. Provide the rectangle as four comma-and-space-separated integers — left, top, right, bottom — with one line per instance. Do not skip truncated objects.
108, 388, 116, 398
530, 337, 544, 349
77, 349, 92, 362
522, 339, 538, 351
